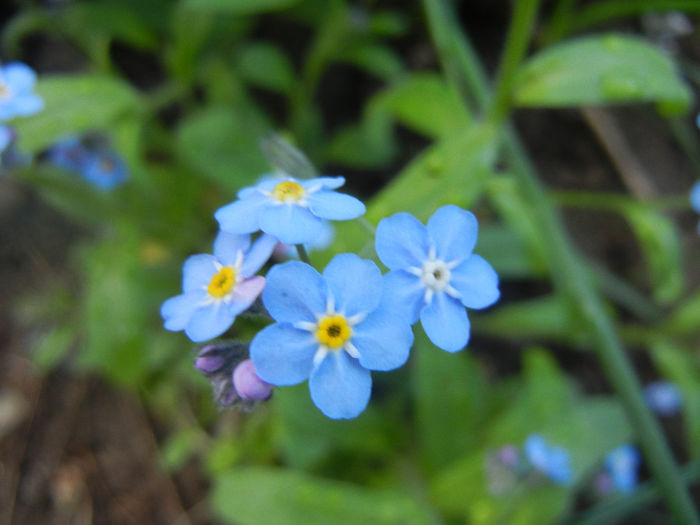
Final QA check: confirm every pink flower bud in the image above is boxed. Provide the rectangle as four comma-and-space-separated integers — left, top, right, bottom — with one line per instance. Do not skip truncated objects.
233, 359, 273, 401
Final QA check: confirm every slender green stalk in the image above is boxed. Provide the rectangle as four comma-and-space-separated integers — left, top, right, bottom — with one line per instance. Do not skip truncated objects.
295, 244, 312, 265
488, 0, 541, 124
422, 0, 699, 523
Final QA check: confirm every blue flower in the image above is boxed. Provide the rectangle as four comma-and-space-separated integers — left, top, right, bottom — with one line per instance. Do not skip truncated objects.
690, 182, 700, 234
0, 62, 43, 121
644, 381, 682, 416
250, 253, 413, 419
374, 205, 499, 352
80, 149, 128, 190
215, 173, 366, 245
524, 434, 572, 485
47, 136, 90, 172
161, 231, 277, 342
604, 444, 640, 494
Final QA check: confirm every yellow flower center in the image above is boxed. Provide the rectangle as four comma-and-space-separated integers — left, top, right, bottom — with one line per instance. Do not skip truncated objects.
207, 266, 236, 298
316, 315, 352, 349
272, 181, 305, 202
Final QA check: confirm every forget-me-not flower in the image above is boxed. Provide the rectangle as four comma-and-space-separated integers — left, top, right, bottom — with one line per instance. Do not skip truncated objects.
374, 205, 499, 352
161, 231, 277, 342
215, 173, 365, 245
604, 444, 640, 494
644, 381, 682, 416
250, 254, 413, 419
524, 434, 572, 485
0, 62, 43, 120
690, 182, 700, 234
80, 149, 128, 190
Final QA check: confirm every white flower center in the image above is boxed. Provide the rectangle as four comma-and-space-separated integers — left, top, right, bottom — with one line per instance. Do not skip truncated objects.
420, 259, 451, 292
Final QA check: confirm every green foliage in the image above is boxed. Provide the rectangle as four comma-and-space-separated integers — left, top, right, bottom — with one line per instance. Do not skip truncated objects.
514, 34, 693, 113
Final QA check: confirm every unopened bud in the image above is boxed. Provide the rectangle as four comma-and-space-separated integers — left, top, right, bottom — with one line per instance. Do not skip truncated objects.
233, 359, 273, 401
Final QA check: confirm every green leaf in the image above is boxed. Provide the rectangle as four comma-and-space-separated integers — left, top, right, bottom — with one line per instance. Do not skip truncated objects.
477, 225, 540, 279
182, 0, 300, 14
235, 43, 296, 93
664, 290, 700, 336
374, 73, 470, 138
212, 467, 433, 525
176, 105, 270, 193
160, 428, 202, 472
340, 43, 404, 82
33, 325, 76, 371
514, 34, 692, 113
621, 203, 683, 303
12, 75, 141, 152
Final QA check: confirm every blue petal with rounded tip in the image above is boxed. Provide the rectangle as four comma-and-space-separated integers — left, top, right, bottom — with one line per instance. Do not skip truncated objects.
262, 260, 327, 323
450, 255, 500, 309
380, 270, 425, 323
215, 195, 269, 234
302, 176, 345, 191
250, 323, 316, 385
241, 233, 277, 276
427, 205, 478, 263
691, 182, 700, 213
420, 293, 470, 352
185, 303, 234, 342
259, 203, 324, 244
322, 254, 382, 317
375, 213, 430, 270
161, 290, 206, 331
309, 351, 371, 419
353, 309, 413, 371
3, 62, 36, 91
307, 191, 365, 220
182, 254, 217, 292
213, 231, 250, 266
12, 93, 43, 117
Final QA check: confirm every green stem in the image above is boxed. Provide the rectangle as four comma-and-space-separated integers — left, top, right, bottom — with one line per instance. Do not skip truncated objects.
422, 1, 699, 523
295, 244, 312, 265
488, 0, 541, 124
542, 0, 577, 44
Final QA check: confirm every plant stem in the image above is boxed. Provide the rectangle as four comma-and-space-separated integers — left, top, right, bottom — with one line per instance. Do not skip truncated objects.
295, 244, 312, 265
422, 0, 700, 523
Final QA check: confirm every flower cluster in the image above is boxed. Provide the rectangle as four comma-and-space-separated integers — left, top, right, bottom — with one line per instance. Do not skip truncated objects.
47, 135, 129, 190
161, 160, 500, 419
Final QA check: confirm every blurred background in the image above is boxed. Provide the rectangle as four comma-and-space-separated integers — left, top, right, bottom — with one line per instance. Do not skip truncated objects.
0, 0, 699, 523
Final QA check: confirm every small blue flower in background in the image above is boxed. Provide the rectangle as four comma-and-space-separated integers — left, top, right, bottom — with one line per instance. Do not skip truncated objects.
374, 205, 500, 352
524, 434, 572, 485
604, 444, 641, 494
80, 150, 128, 190
215, 173, 365, 245
644, 381, 682, 416
0, 62, 43, 120
161, 231, 277, 343
690, 182, 700, 234
47, 136, 89, 171
250, 253, 413, 419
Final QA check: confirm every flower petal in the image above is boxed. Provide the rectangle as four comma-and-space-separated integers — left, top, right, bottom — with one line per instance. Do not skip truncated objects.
322, 254, 382, 317
3, 62, 37, 92
182, 254, 217, 292
381, 270, 425, 323
427, 205, 478, 263
450, 255, 500, 309
302, 176, 345, 191
213, 231, 250, 265
353, 309, 413, 371
420, 293, 470, 352
309, 351, 371, 419
230, 275, 266, 312
241, 233, 277, 276
239, 177, 279, 198
262, 260, 327, 323
161, 290, 206, 331
259, 203, 324, 244
215, 194, 269, 234
250, 323, 316, 385
691, 182, 700, 212
185, 302, 235, 342
12, 93, 43, 117
307, 191, 365, 221
375, 212, 430, 270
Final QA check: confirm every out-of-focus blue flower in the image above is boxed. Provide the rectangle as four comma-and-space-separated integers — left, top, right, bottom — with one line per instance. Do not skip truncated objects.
604, 444, 641, 494
250, 253, 413, 419
0, 125, 12, 154
161, 231, 277, 343
47, 136, 89, 172
0, 62, 43, 120
215, 173, 365, 245
644, 381, 682, 416
80, 150, 128, 190
524, 434, 572, 485
232, 359, 273, 400
690, 182, 700, 234
374, 205, 499, 352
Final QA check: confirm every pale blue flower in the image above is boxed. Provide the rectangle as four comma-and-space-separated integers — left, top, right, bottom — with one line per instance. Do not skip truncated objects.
215, 173, 365, 245
0, 62, 43, 120
644, 381, 682, 416
80, 150, 128, 190
524, 434, 572, 485
374, 205, 499, 352
250, 253, 413, 419
690, 182, 700, 234
161, 232, 277, 342
604, 444, 640, 494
